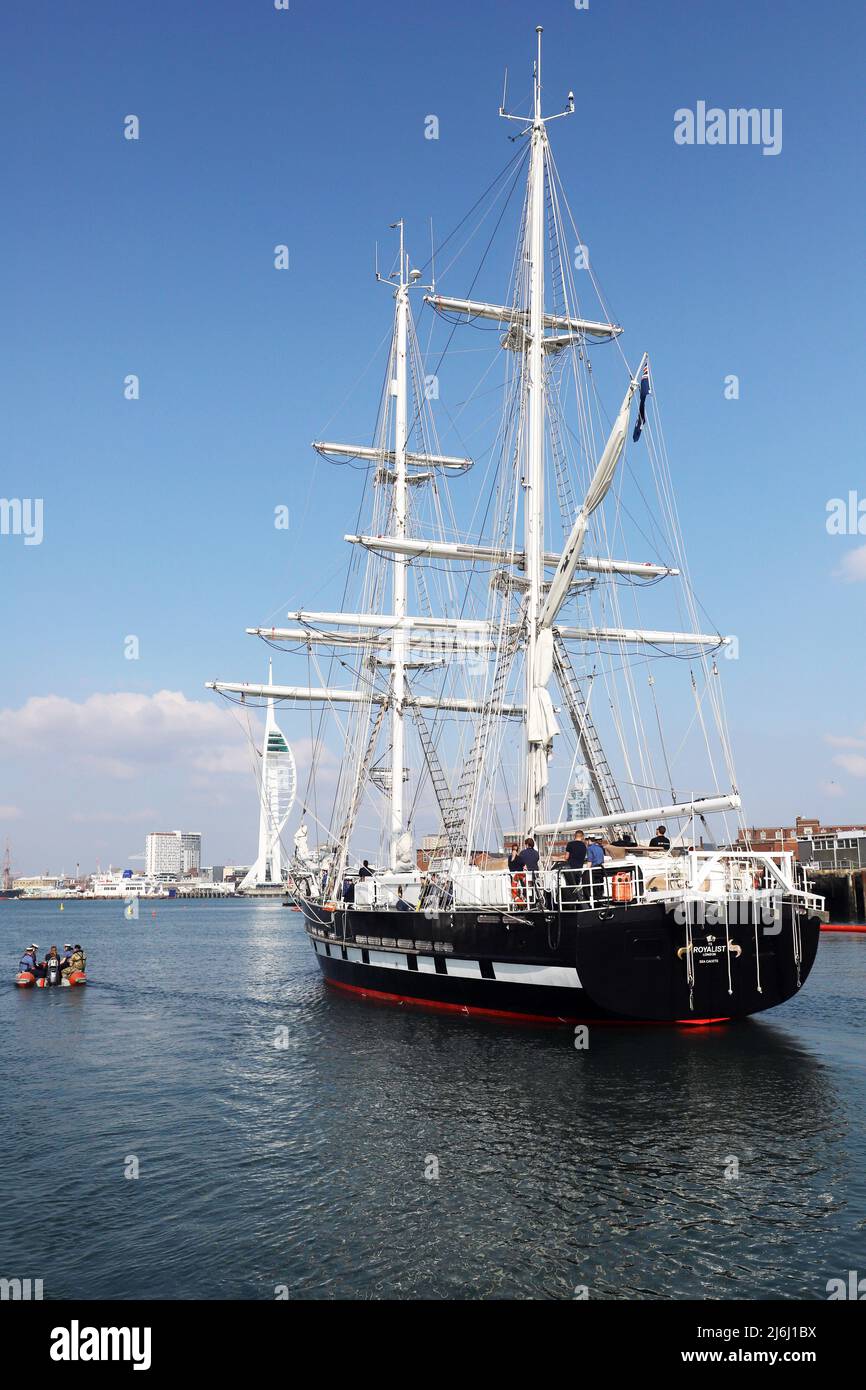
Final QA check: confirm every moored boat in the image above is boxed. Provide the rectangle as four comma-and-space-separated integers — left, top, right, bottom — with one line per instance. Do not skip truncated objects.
208, 28, 824, 1025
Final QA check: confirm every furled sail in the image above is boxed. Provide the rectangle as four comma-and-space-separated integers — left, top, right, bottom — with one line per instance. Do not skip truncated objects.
526, 629, 560, 794
540, 364, 643, 631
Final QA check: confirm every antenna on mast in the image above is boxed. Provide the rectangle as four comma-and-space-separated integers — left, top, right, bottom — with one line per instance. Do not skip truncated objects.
500, 66, 508, 116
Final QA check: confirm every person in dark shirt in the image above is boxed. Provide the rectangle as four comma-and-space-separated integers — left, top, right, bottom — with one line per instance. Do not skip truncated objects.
565, 833, 587, 869
507, 846, 522, 872
358, 860, 374, 878
557, 832, 587, 905
516, 838, 540, 872
649, 825, 671, 849
43, 946, 63, 987
394, 886, 413, 912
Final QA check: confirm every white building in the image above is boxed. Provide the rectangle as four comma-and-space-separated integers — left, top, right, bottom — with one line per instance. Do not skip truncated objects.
145, 831, 201, 878
180, 833, 201, 874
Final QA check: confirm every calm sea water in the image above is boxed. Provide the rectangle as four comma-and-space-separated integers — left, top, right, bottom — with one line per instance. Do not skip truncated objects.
0, 899, 863, 1300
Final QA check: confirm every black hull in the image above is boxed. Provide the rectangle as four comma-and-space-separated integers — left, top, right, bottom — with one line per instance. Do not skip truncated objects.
302, 900, 821, 1025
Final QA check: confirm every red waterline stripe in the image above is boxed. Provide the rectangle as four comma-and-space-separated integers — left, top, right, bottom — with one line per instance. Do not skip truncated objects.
323, 976, 729, 1028
821, 923, 866, 933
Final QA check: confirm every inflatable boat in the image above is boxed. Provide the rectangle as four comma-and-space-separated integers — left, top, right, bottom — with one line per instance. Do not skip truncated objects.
15, 971, 87, 988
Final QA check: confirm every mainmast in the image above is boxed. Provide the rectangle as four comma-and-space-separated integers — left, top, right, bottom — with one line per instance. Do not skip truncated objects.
390, 220, 409, 870
523, 26, 548, 834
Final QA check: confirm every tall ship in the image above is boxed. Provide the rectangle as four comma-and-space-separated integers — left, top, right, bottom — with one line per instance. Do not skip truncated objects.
1, 842, 22, 900
209, 30, 824, 1023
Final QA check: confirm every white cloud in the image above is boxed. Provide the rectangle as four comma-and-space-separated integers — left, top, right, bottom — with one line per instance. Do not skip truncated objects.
835, 544, 866, 582
833, 753, 866, 778
824, 733, 866, 749
0, 690, 257, 781
0, 804, 22, 819
0, 691, 343, 871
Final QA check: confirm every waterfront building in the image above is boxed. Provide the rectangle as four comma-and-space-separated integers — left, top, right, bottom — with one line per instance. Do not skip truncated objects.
145, 831, 202, 878
797, 829, 866, 871
737, 816, 866, 856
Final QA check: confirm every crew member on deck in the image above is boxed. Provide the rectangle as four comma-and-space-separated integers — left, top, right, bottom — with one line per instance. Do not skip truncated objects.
516, 838, 540, 872
649, 825, 671, 849
586, 837, 606, 897
564, 832, 587, 870
358, 860, 374, 879
558, 832, 587, 905
395, 886, 413, 912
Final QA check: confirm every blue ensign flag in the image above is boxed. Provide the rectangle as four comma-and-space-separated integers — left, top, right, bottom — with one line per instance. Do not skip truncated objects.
632, 361, 651, 442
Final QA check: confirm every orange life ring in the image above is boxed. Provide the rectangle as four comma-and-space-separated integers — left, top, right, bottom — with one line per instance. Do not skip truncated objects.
510, 872, 527, 907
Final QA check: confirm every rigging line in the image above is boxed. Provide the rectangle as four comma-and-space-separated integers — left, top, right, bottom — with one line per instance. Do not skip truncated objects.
294, 322, 394, 563
431, 145, 531, 285
306, 314, 399, 840
416, 144, 529, 275
689, 666, 725, 798
648, 672, 676, 802
407, 147, 529, 447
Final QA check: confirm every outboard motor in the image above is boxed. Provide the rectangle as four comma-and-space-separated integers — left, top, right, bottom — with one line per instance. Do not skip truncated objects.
45, 955, 62, 987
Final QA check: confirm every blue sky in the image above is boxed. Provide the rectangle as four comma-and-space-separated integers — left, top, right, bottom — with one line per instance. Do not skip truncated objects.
1, 0, 864, 873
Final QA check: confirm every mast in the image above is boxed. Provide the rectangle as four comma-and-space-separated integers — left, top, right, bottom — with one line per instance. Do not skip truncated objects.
390, 220, 409, 870
523, 25, 547, 835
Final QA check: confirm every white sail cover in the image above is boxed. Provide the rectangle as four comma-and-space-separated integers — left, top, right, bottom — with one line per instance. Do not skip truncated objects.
526, 629, 560, 792
395, 831, 415, 871
540, 372, 639, 630
293, 823, 313, 865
